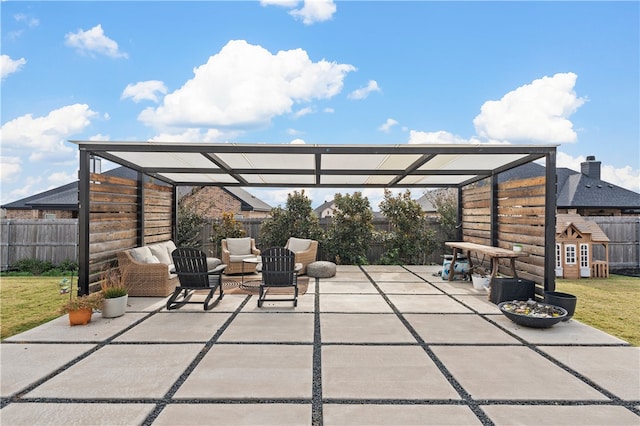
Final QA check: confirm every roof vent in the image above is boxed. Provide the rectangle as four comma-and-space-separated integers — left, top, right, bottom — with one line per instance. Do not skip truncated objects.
586, 155, 596, 161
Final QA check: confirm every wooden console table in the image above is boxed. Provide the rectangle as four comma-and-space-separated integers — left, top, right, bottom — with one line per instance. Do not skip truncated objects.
444, 242, 529, 281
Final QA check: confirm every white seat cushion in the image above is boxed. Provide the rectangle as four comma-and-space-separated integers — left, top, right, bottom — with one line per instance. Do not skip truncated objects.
287, 237, 311, 253
129, 246, 153, 263
149, 244, 172, 265
226, 238, 251, 255
229, 254, 257, 262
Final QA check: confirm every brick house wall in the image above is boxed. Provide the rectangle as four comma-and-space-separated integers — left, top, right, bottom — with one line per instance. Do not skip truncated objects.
3, 209, 76, 220
179, 187, 269, 219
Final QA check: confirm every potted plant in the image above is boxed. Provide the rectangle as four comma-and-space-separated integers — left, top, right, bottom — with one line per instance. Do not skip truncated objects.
471, 265, 491, 290
99, 266, 128, 318
60, 292, 104, 326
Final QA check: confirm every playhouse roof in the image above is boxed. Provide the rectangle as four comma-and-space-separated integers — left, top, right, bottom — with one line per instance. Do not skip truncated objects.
556, 213, 610, 242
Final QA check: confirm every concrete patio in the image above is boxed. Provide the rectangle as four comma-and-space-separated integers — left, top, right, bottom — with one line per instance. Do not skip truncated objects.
1, 264, 638, 425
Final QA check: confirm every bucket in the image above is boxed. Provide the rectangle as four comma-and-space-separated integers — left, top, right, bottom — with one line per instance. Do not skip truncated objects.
471, 274, 490, 291
544, 291, 577, 321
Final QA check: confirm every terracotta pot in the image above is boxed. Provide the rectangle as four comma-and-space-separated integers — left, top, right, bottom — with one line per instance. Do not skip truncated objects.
68, 308, 92, 326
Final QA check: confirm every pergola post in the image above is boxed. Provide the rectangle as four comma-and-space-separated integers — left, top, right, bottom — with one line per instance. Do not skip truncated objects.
136, 172, 145, 247
490, 175, 499, 247
544, 150, 557, 292
78, 150, 91, 296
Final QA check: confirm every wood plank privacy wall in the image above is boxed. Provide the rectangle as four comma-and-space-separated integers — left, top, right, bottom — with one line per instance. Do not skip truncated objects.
88, 173, 173, 284
462, 176, 547, 292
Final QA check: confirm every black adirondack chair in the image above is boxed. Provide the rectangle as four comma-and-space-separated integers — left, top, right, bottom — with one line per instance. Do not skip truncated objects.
168, 247, 226, 310
258, 247, 299, 307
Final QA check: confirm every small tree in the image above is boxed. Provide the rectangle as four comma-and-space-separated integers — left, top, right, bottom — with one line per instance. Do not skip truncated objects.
425, 188, 459, 256
209, 212, 246, 256
260, 190, 323, 248
379, 189, 435, 264
325, 192, 373, 265
176, 205, 206, 248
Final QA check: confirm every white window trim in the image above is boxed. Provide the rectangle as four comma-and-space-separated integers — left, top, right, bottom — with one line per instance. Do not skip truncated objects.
565, 244, 577, 265
555, 243, 562, 268
580, 243, 590, 268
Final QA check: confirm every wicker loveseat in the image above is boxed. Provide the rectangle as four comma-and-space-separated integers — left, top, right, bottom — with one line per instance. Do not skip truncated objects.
285, 237, 318, 275
117, 240, 221, 297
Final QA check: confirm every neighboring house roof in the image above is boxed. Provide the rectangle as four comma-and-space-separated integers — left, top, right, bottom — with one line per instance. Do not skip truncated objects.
498, 158, 640, 211
1, 166, 272, 213
556, 213, 610, 243
1, 181, 79, 211
314, 200, 336, 217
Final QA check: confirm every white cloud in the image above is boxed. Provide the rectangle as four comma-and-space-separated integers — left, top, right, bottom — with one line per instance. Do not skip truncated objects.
48, 171, 76, 187
147, 128, 231, 143
64, 24, 128, 58
556, 152, 640, 193
408, 130, 470, 145
139, 40, 355, 130
0, 156, 22, 182
473, 72, 586, 143
348, 80, 380, 100
378, 118, 398, 133
1, 55, 27, 79
289, 0, 337, 24
121, 80, 167, 103
6, 175, 43, 203
260, 0, 300, 8
14, 13, 39, 28
0, 104, 97, 161
294, 106, 314, 118
290, 138, 306, 144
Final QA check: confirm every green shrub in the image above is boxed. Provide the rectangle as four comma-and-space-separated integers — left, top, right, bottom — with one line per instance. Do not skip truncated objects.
12, 258, 53, 275
260, 190, 324, 249
325, 192, 373, 265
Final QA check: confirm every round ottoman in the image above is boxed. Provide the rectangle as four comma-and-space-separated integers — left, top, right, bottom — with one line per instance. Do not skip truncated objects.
307, 261, 336, 278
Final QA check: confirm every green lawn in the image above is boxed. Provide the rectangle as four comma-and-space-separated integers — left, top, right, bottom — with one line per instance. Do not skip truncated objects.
1, 274, 639, 345
555, 274, 640, 346
1, 276, 73, 340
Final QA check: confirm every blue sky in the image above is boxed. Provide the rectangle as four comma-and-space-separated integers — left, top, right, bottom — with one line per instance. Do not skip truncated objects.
1, 1, 638, 209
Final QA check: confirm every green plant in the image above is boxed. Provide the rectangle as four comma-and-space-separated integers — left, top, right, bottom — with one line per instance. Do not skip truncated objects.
424, 188, 459, 256
12, 258, 54, 275
379, 189, 436, 264
209, 211, 246, 255
99, 265, 128, 298
59, 292, 104, 313
176, 204, 206, 247
260, 190, 324, 248
325, 192, 373, 265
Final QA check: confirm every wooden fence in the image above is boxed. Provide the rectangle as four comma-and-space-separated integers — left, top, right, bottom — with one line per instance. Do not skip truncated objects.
590, 216, 640, 273
0, 219, 79, 270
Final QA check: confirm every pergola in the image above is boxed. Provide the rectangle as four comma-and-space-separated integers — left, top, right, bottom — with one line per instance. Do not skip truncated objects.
70, 141, 558, 295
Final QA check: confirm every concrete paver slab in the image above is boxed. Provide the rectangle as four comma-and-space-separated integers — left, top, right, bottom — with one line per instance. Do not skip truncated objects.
25, 344, 203, 399
321, 313, 416, 343
402, 265, 441, 274
386, 294, 473, 313
432, 346, 609, 400
320, 271, 368, 281
241, 293, 315, 312
450, 295, 500, 314
3, 313, 148, 342
366, 272, 426, 282
126, 296, 169, 311
1, 343, 95, 396
174, 344, 313, 399
323, 404, 482, 425
429, 281, 479, 295
376, 281, 443, 294
361, 265, 407, 272
491, 315, 630, 345
158, 292, 246, 312
405, 314, 520, 344
322, 346, 460, 400
218, 312, 314, 342
482, 404, 640, 425
320, 294, 393, 313
0, 403, 155, 426
114, 312, 233, 342
319, 281, 378, 293
153, 404, 312, 425
540, 345, 640, 400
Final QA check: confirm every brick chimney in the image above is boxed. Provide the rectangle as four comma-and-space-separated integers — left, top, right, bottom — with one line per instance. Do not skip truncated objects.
581, 155, 601, 180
